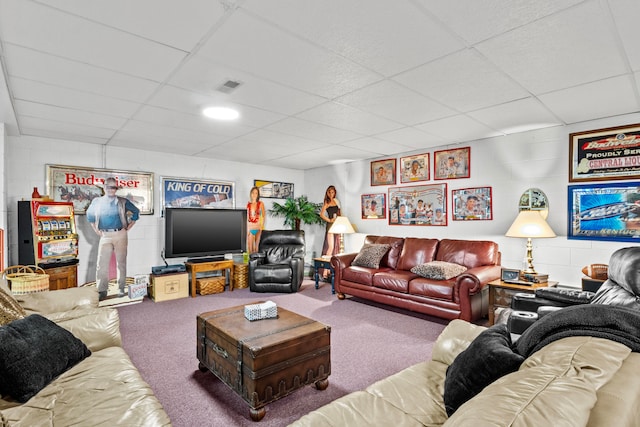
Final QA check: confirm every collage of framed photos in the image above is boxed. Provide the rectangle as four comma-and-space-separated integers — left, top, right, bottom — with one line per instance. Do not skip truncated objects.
363, 147, 493, 225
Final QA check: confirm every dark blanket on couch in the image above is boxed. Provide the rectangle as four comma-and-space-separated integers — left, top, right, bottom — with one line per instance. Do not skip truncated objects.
516, 304, 640, 357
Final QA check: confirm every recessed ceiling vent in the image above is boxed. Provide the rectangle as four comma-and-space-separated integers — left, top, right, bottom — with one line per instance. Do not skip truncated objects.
217, 80, 242, 94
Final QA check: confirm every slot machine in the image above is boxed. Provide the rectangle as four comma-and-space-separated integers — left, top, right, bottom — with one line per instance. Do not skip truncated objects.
18, 200, 79, 289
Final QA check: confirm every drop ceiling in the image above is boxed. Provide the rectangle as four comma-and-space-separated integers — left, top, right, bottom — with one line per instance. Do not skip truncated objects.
1, 0, 639, 170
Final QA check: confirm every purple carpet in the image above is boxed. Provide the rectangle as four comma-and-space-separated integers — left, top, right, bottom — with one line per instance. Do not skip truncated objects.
116, 279, 448, 426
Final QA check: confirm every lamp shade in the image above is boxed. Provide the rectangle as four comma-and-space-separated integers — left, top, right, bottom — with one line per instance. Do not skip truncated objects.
328, 216, 355, 234
505, 210, 556, 238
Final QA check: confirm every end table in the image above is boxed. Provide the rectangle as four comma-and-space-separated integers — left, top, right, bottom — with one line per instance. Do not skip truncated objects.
488, 279, 558, 325
313, 257, 335, 294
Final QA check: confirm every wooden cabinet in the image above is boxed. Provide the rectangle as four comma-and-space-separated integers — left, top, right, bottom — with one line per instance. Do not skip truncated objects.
43, 264, 78, 290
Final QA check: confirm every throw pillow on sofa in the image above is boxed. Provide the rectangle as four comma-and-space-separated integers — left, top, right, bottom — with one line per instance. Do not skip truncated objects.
0, 287, 27, 326
411, 261, 467, 280
443, 323, 524, 416
0, 314, 91, 402
352, 243, 391, 269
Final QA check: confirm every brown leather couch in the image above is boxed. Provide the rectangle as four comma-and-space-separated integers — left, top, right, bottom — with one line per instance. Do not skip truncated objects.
0, 287, 171, 426
290, 318, 640, 426
332, 235, 501, 321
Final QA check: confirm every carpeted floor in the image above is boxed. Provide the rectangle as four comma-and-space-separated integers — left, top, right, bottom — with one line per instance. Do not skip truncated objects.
82, 277, 144, 308
116, 279, 449, 426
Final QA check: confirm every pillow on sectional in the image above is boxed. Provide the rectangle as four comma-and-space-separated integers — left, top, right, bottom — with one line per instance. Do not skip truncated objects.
352, 243, 391, 269
443, 323, 524, 416
411, 261, 467, 280
0, 287, 27, 326
0, 314, 91, 403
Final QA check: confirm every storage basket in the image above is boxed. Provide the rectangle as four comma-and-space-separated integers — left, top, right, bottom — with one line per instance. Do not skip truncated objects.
2, 265, 50, 295
233, 263, 248, 289
196, 277, 225, 295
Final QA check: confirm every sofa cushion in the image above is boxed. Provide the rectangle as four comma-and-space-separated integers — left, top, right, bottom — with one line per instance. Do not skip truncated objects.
396, 237, 439, 271
372, 270, 416, 293
353, 244, 391, 269
408, 278, 454, 300
436, 239, 498, 268
411, 261, 467, 280
0, 314, 91, 402
364, 236, 404, 269
0, 288, 26, 326
443, 323, 524, 416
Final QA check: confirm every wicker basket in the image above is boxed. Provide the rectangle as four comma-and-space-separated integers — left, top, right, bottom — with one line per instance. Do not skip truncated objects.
233, 263, 248, 289
196, 277, 225, 295
2, 265, 50, 295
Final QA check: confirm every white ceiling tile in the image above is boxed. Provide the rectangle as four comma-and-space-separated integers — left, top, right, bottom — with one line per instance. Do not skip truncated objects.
36, 0, 223, 51
609, 0, 640, 71
3, 45, 159, 102
0, 0, 186, 81
416, 115, 501, 142
119, 119, 231, 147
335, 80, 455, 125
266, 145, 378, 170
418, 0, 585, 43
19, 126, 108, 145
265, 117, 362, 143
14, 100, 127, 129
475, 1, 627, 94
339, 137, 413, 156
394, 49, 531, 112
296, 102, 403, 135
238, 129, 325, 151
147, 85, 286, 129
196, 10, 382, 99
242, 0, 464, 76
375, 127, 447, 149
18, 116, 115, 140
11, 77, 140, 118
109, 131, 211, 155
538, 75, 640, 124
467, 98, 560, 134
169, 56, 327, 116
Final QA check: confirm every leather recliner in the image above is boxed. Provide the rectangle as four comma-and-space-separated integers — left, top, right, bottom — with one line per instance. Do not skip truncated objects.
249, 230, 305, 293
508, 246, 640, 335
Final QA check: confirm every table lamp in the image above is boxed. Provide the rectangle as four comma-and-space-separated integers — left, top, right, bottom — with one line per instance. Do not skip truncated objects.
328, 216, 355, 254
505, 210, 556, 274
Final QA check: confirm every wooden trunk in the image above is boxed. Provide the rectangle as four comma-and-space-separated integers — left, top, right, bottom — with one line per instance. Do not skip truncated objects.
197, 304, 331, 421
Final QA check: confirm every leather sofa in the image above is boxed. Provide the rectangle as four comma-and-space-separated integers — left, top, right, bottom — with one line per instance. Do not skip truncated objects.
249, 229, 305, 293
331, 236, 501, 321
291, 317, 640, 426
0, 286, 171, 426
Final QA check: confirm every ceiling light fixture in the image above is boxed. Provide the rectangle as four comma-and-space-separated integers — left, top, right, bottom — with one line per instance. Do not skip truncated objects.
202, 106, 239, 121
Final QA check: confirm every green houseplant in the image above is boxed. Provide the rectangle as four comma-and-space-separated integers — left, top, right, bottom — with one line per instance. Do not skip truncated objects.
269, 195, 323, 230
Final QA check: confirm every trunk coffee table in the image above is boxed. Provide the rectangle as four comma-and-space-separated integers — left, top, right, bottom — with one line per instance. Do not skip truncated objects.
197, 303, 331, 421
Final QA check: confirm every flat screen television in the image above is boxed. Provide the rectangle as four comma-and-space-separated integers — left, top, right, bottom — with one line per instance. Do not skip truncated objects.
164, 208, 247, 260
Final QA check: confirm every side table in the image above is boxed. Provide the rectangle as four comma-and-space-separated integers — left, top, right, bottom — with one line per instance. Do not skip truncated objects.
313, 257, 335, 294
488, 279, 558, 325
185, 260, 234, 297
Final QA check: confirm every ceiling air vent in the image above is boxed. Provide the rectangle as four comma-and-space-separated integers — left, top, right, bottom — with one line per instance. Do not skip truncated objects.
217, 80, 242, 94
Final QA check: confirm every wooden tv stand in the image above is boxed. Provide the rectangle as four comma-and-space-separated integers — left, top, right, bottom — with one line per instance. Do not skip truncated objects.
185, 259, 234, 297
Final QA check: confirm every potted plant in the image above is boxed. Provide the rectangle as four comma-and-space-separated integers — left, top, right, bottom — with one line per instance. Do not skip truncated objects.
269, 195, 323, 230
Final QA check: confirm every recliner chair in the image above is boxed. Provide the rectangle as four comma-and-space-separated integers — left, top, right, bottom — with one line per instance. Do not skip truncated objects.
508, 246, 640, 335
249, 230, 305, 293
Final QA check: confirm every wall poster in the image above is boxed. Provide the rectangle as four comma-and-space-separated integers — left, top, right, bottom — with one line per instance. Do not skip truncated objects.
388, 184, 447, 226
46, 164, 153, 214
568, 181, 640, 242
254, 179, 294, 199
162, 177, 235, 209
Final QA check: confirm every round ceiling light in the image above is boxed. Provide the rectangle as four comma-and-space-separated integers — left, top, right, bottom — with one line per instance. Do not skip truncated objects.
202, 106, 239, 120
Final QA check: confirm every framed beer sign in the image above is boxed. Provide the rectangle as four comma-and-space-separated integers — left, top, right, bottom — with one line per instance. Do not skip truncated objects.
46, 164, 154, 214
569, 123, 640, 182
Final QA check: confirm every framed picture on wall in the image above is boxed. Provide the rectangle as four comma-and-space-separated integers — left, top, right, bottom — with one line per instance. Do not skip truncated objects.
568, 181, 640, 242
161, 177, 235, 209
254, 179, 294, 199
388, 183, 447, 226
361, 193, 386, 219
434, 147, 470, 180
452, 187, 493, 220
370, 158, 396, 186
400, 153, 429, 183
569, 123, 640, 182
46, 164, 154, 214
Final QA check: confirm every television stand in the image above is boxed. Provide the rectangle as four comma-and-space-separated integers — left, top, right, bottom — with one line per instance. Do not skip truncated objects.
185, 259, 234, 297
